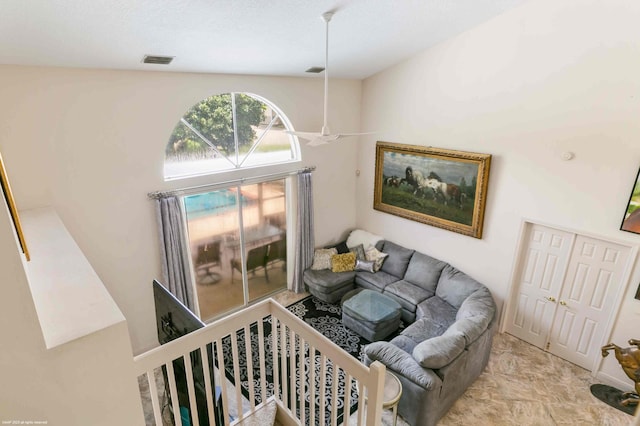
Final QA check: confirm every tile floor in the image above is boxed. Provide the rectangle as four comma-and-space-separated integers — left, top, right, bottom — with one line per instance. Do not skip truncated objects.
436, 331, 633, 426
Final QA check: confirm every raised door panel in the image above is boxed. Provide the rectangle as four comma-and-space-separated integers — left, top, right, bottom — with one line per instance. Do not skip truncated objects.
548, 235, 630, 369
505, 224, 573, 348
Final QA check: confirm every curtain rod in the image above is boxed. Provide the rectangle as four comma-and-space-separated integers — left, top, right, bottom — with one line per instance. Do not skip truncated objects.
147, 166, 316, 200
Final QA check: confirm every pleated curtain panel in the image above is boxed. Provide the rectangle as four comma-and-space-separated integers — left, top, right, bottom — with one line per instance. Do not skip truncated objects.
292, 171, 315, 293
156, 196, 195, 311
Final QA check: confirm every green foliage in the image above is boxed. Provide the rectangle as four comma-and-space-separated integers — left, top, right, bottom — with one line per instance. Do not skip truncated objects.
166, 93, 266, 158
381, 185, 473, 226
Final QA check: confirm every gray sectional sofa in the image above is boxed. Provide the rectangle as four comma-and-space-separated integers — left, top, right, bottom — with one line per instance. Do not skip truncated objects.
303, 232, 497, 426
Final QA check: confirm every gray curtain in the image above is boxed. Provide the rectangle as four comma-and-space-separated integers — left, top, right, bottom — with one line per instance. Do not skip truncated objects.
156, 196, 195, 311
292, 171, 315, 293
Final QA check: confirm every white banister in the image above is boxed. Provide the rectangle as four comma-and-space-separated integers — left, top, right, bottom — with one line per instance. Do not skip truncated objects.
200, 343, 216, 424
134, 298, 386, 425
214, 337, 230, 426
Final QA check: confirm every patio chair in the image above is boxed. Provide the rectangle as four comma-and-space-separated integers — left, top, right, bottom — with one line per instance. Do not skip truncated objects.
230, 244, 269, 282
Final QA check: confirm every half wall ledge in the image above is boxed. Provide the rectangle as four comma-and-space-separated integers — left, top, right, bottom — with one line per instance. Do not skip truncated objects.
20, 207, 125, 349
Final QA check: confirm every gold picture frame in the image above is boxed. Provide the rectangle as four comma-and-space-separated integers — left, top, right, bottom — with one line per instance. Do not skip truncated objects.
0, 151, 29, 261
374, 141, 491, 239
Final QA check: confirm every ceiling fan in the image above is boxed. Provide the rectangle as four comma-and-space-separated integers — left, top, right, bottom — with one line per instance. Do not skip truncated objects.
287, 12, 373, 147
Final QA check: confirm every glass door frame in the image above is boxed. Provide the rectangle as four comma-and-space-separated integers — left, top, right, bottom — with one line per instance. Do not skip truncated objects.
180, 176, 292, 321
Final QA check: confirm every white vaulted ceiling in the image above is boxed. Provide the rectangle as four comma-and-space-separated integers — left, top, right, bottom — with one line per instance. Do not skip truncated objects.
0, 0, 529, 79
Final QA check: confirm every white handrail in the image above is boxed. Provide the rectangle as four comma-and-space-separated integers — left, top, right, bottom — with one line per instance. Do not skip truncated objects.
134, 298, 385, 425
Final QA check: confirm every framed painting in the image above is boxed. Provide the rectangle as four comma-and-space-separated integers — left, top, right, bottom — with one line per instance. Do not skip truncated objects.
374, 141, 491, 239
0, 151, 29, 261
620, 167, 640, 235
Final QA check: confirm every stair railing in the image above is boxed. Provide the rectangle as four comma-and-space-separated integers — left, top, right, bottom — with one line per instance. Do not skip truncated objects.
134, 298, 386, 425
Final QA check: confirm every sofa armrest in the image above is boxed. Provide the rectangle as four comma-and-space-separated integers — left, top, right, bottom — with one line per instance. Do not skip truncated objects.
364, 342, 443, 390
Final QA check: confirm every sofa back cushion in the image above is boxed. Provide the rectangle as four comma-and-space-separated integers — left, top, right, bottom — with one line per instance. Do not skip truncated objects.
412, 333, 466, 369
435, 265, 484, 308
380, 241, 415, 278
403, 252, 448, 292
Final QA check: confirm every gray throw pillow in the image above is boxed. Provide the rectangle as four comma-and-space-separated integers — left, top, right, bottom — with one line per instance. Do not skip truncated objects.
354, 259, 376, 273
349, 244, 366, 261
412, 333, 465, 369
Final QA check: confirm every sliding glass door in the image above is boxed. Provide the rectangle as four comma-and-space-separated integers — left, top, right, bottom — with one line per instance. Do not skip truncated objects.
183, 179, 288, 321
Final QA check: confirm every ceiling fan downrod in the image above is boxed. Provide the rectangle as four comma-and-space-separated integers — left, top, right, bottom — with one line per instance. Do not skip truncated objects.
321, 12, 333, 136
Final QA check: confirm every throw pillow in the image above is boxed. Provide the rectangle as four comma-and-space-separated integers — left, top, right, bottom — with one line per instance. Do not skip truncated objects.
365, 247, 388, 272
346, 229, 384, 250
327, 241, 350, 254
331, 252, 356, 273
412, 333, 465, 369
349, 244, 366, 261
354, 259, 376, 273
311, 248, 337, 270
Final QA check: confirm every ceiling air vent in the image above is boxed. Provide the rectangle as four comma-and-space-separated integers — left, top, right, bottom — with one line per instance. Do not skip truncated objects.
305, 66, 325, 73
142, 55, 174, 65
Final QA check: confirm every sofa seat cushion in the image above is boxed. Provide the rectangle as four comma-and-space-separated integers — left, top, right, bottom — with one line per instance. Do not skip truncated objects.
355, 270, 399, 292
388, 335, 419, 354
304, 269, 355, 292
416, 296, 457, 328
413, 333, 466, 369
390, 317, 448, 353
403, 252, 448, 293
436, 265, 484, 308
383, 280, 434, 313
403, 318, 448, 341
380, 241, 415, 278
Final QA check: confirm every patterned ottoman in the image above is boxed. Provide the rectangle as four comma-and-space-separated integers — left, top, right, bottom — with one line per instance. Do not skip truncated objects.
341, 289, 402, 341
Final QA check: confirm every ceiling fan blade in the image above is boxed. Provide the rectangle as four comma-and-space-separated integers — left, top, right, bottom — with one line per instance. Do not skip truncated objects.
287, 130, 373, 146
307, 137, 332, 147
334, 132, 376, 138
285, 130, 322, 140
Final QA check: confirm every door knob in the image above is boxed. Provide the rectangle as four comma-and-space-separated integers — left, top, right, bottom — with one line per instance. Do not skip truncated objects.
560, 300, 567, 306
547, 296, 556, 302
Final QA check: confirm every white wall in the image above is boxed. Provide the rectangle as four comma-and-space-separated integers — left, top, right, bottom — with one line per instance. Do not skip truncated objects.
357, 0, 640, 387
0, 193, 144, 425
0, 66, 361, 353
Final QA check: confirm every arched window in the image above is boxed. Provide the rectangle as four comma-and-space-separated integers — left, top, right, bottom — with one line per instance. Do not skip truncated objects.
164, 92, 300, 180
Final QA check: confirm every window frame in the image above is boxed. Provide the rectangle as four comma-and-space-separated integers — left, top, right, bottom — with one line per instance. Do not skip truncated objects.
164, 92, 301, 181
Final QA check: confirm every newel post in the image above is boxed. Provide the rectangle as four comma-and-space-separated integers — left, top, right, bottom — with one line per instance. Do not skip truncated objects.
366, 361, 386, 425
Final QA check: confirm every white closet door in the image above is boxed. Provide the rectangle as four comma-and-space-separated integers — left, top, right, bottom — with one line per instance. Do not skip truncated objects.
548, 235, 631, 369
505, 224, 574, 348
